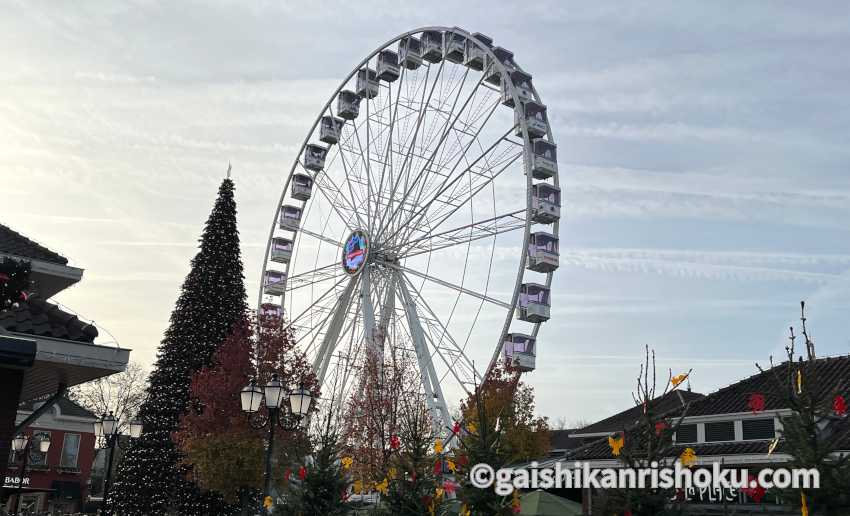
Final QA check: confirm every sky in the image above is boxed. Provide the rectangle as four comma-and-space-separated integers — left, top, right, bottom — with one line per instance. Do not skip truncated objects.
2, 1, 850, 425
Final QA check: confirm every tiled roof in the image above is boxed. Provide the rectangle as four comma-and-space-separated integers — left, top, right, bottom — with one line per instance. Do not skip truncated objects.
19, 396, 97, 419
0, 298, 98, 343
686, 355, 850, 416
565, 356, 850, 462
550, 429, 584, 451
574, 390, 705, 435
0, 223, 68, 265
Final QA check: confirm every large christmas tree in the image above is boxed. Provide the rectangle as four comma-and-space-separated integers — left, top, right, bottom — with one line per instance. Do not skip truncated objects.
109, 178, 248, 515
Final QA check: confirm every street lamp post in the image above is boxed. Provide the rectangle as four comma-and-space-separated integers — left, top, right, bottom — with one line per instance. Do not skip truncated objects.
240, 374, 313, 512
10, 432, 50, 516
96, 411, 143, 516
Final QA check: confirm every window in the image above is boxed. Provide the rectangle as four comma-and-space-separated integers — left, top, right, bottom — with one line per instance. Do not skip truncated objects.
705, 421, 735, 442
743, 418, 775, 440
28, 431, 51, 466
676, 424, 698, 443
60, 433, 81, 468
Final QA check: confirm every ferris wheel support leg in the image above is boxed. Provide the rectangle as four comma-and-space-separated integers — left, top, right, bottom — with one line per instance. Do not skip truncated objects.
377, 273, 397, 357
360, 267, 380, 360
398, 276, 451, 434
314, 277, 358, 384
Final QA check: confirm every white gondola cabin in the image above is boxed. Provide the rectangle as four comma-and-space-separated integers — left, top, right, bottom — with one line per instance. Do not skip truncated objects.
532, 139, 558, 179
421, 30, 443, 62
464, 32, 492, 71
264, 270, 287, 296
501, 70, 534, 108
503, 333, 536, 372
291, 173, 313, 201
517, 283, 550, 323
515, 101, 549, 139
527, 231, 559, 273
320, 116, 344, 145
399, 36, 423, 70
377, 50, 400, 82
260, 302, 283, 319
279, 205, 302, 231
356, 67, 379, 99
485, 46, 515, 85
531, 183, 560, 224
337, 90, 361, 120
444, 31, 466, 63
303, 144, 328, 172
270, 237, 293, 264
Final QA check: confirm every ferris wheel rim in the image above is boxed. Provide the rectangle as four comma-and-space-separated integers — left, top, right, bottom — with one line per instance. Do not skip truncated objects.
257, 26, 558, 409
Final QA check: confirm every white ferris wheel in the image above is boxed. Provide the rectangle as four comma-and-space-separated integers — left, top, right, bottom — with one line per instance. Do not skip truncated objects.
258, 26, 560, 432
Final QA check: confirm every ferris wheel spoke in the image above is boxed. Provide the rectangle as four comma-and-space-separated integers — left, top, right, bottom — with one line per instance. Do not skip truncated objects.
285, 274, 350, 330
397, 271, 480, 393
309, 165, 361, 232
299, 226, 343, 249
313, 275, 359, 383
285, 262, 342, 291
379, 71, 485, 245
375, 60, 446, 241
388, 263, 511, 309
403, 149, 524, 247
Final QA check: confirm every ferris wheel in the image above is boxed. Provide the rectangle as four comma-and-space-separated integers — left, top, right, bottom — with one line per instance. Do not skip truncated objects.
258, 27, 560, 432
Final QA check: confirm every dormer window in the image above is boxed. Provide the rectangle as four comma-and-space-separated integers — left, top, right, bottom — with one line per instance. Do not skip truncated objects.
742, 418, 776, 440
675, 423, 698, 444
705, 421, 735, 442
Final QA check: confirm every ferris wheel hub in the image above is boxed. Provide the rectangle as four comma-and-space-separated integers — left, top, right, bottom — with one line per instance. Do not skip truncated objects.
341, 229, 370, 275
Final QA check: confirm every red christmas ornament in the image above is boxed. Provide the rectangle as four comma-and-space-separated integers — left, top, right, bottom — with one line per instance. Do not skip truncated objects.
458, 454, 469, 466
747, 393, 766, 414
741, 475, 766, 503
298, 466, 307, 480
655, 421, 669, 435
433, 459, 442, 475
284, 468, 292, 481
834, 395, 847, 416
390, 434, 401, 450
443, 480, 457, 495
452, 421, 461, 434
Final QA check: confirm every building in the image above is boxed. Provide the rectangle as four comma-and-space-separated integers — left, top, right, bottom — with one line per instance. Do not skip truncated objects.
0, 223, 130, 510
5, 397, 97, 514
537, 357, 850, 515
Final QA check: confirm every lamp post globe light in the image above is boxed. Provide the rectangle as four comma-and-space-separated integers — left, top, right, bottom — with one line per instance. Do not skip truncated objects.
11, 432, 50, 516
239, 373, 313, 512
97, 411, 143, 516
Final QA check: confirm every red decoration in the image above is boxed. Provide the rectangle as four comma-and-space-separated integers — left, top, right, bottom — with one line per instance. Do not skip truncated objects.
834, 395, 847, 416
298, 465, 307, 480
433, 459, 442, 475
458, 454, 469, 466
452, 421, 461, 434
742, 475, 766, 503
625, 510, 633, 516
284, 468, 292, 481
390, 434, 401, 450
443, 480, 457, 494
747, 393, 766, 414
655, 421, 669, 435
0, 273, 9, 281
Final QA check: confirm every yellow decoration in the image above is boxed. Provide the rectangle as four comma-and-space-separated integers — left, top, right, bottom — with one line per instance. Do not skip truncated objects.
341, 456, 353, 470
460, 504, 471, 516
608, 434, 625, 456
801, 491, 809, 516
388, 467, 398, 480
263, 496, 273, 509
467, 422, 477, 434
434, 438, 444, 454
671, 373, 689, 387
768, 437, 779, 456
376, 478, 389, 495
797, 369, 803, 394
353, 479, 363, 494
447, 458, 457, 473
680, 447, 698, 467
435, 487, 444, 499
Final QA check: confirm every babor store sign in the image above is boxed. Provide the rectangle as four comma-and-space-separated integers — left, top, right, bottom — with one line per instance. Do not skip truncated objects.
3, 476, 31, 488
